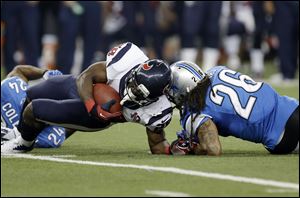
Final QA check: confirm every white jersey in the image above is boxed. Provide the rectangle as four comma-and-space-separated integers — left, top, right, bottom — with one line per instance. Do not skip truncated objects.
106, 42, 173, 131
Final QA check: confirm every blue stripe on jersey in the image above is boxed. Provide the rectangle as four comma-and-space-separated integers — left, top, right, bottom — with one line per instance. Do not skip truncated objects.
177, 63, 204, 80
181, 112, 190, 131
146, 107, 173, 126
107, 42, 132, 68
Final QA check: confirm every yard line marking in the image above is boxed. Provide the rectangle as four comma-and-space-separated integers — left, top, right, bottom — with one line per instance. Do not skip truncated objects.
265, 188, 299, 193
49, 155, 77, 158
2, 154, 299, 190
1, 154, 76, 158
145, 190, 191, 197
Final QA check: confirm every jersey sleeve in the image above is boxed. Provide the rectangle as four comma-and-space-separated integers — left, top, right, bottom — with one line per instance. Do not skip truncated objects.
122, 95, 173, 132
145, 107, 173, 131
181, 112, 212, 136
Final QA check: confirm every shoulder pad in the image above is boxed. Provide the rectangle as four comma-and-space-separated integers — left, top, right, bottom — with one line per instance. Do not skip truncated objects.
106, 42, 148, 79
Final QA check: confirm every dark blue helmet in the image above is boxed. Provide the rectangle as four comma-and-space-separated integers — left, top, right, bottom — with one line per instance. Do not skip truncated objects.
121, 59, 172, 106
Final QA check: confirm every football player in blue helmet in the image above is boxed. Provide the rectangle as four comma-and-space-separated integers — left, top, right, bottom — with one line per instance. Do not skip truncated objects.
167, 61, 299, 155
1, 65, 74, 148
120, 59, 172, 107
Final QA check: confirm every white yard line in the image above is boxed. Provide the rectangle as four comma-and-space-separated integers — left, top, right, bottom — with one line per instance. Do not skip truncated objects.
265, 188, 299, 193
145, 190, 191, 197
2, 154, 76, 158
2, 154, 299, 190
48, 154, 77, 158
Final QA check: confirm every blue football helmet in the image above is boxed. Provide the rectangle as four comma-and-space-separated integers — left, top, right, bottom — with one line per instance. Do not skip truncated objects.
121, 59, 172, 106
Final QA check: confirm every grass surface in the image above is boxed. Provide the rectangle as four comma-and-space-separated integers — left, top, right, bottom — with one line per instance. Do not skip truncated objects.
1, 120, 299, 196
1, 62, 299, 197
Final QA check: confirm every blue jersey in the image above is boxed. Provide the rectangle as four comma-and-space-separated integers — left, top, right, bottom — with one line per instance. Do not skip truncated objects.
179, 66, 299, 150
1, 76, 66, 148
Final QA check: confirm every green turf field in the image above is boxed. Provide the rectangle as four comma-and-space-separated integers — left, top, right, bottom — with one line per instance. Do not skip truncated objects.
1, 63, 299, 197
1, 117, 299, 197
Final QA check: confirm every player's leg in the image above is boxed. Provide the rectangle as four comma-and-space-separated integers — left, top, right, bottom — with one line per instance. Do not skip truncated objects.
56, 3, 79, 74
26, 74, 79, 100
268, 106, 299, 154
202, 1, 222, 71
30, 98, 111, 131
81, 1, 102, 72
180, 2, 202, 63
17, 101, 45, 142
12, 74, 79, 142
20, 2, 39, 67
1, 98, 110, 153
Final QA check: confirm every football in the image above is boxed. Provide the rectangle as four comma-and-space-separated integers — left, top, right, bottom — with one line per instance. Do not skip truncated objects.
93, 83, 122, 113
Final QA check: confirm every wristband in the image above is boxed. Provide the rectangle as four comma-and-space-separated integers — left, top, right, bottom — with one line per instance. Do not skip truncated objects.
165, 145, 172, 155
42, 69, 49, 75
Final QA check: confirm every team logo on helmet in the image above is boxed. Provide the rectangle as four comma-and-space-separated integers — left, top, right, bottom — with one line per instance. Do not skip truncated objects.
142, 63, 152, 71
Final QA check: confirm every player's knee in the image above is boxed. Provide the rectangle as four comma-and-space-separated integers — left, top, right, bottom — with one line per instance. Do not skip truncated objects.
22, 102, 43, 129
22, 102, 35, 124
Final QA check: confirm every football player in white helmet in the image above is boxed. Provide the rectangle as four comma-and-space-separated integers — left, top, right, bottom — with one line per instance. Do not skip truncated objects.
2, 42, 174, 155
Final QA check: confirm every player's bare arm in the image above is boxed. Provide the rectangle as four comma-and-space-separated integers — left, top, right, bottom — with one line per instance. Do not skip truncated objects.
76, 61, 108, 102
76, 61, 113, 119
6, 65, 47, 83
194, 118, 222, 156
146, 128, 170, 155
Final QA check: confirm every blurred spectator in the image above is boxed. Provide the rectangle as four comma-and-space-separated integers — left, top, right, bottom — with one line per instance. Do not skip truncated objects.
249, 1, 269, 79
2, 1, 40, 73
56, 1, 102, 74
101, 1, 156, 57
102, 1, 136, 53
221, 1, 254, 70
136, 1, 161, 59
269, 1, 299, 85
154, 1, 183, 63
1, 20, 4, 70
180, 1, 222, 72
38, 1, 60, 70
2, 0, 297, 83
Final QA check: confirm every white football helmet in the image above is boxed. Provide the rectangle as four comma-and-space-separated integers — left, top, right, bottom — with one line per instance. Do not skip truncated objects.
167, 61, 207, 107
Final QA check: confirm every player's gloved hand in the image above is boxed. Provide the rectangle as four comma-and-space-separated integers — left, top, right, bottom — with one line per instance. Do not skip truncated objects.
170, 138, 193, 155
85, 99, 122, 121
43, 70, 63, 80
99, 99, 123, 121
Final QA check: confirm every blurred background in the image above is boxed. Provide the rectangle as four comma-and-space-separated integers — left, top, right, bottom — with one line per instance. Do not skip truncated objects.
1, 1, 299, 86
